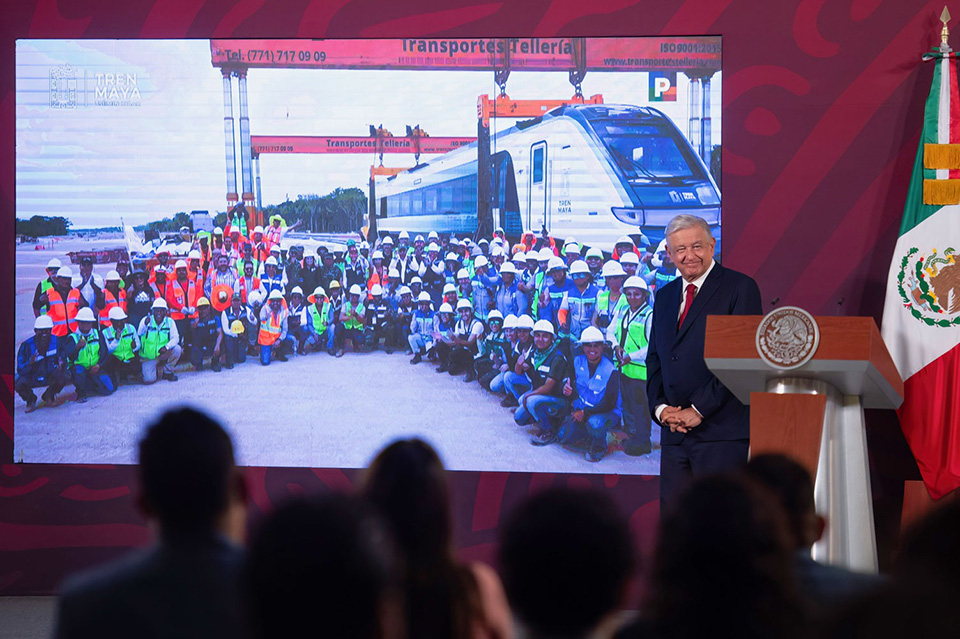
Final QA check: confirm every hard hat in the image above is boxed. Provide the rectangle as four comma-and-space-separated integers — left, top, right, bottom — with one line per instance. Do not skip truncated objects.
623, 276, 648, 291
196, 297, 211, 308
488, 309, 504, 322
329, 280, 341, 289
579, 326, 605, 343
349, 284, 362, 296
188, 250, 201, 260
308, 286, 326, 304
456, 299, 473, 310
47, 258, 62, 269
516, 315, 535, 330
152, 298, 168, 310
500, 262, 517, 274
267, 289, 285, 301
585, 247, 603, 259
372, 250, 384, 261
601, 261, 627, 278
271, 245, 281, 253
105, 270, 121, 281
75, 307, 96, 322
398, 285, 412, 296
445, 252, 459, 262
474, 255, 489, 268
547, 257, 566, 271
538, 248, 555, 261
381, 235, 394, 245
388, 268, 400, 279
290, 286, 303, 296
569, 260, 591, 276
265, 256, 279, 266
619, 251, 640, 265
34, 315, 54, 330
212, 286, 232, 311
108, 306, 127, 321
214, 227, 223, 235
399, 230, 410, 240
456, 268, 470, 280
154, 266, 168, 277
478, 238, 490, 245
533, 319, 556, 336
616, 235, 634, 246
526, 251, 540, 262
439, 302, 453, 313
449, 238, 461, 247
230, 320, 245, 335
512, 252, 526, 263
57, 266, 73, 279
427, 243, 440, 252
248, 290, 265, 306
253, 225, 264, 234
370, 284, 384, 296
428, 230, 439, 240
565, 236, 577, 245
414, 234, 425, 243
417, 292, 431, 303
174, 260, 188, 270
360, 241, 369, 250
410, 276, 422, 285
656, 239, 668, 254
502, 314, 518, 329
490, 247, 505, 257
564, 243, 582, 255
443, 283, 456, 294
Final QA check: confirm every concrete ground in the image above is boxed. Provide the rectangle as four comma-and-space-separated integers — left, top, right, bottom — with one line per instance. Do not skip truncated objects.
14, 238, 660, 474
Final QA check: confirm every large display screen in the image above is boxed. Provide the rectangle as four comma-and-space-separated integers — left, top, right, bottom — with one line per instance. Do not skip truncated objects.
14, 37, 721, 473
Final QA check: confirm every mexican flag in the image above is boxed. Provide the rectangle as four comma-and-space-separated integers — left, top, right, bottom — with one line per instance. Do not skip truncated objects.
881, 46, 960, 500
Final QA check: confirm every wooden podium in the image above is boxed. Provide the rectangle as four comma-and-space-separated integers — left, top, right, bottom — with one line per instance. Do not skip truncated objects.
704, 315, 903, 573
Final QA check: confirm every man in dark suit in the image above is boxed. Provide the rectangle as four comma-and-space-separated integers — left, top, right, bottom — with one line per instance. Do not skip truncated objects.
646, 214, 762, 511
54, 407, 248, 639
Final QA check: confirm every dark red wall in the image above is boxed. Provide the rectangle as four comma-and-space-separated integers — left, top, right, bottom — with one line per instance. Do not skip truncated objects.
1, 0, 933, 594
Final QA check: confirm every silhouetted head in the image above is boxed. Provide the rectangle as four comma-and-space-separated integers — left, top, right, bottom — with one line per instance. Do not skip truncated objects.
744, 453, 824, 550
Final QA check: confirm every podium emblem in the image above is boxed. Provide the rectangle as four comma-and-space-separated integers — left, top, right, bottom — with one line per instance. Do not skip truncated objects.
756, 306, 819, 370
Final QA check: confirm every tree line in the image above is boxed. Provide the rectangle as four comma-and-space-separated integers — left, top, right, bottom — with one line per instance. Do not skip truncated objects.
16, 215, 72, 237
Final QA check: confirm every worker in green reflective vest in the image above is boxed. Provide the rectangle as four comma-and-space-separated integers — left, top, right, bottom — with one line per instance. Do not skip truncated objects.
69, 307, 114, 403
102, 306, 141, 388
613, 276, 654, 456
137, 298, 182, 384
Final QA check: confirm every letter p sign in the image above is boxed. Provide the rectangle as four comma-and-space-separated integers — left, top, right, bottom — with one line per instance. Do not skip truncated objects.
649, 72, 677, 102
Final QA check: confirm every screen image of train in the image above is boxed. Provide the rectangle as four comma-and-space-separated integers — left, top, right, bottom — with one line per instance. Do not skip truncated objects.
374, 104, 720, 250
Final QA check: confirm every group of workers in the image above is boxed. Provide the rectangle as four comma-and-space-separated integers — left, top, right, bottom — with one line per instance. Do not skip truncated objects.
17, 221, 683, 462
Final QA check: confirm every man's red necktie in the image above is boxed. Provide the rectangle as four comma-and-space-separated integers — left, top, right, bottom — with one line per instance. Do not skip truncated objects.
678, 283, 697, 329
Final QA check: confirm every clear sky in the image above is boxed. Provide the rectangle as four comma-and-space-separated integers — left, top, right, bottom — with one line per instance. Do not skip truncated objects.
17, 39, 721, 229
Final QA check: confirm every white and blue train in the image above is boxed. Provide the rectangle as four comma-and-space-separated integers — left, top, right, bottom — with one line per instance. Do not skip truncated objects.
374, 104, 720, 250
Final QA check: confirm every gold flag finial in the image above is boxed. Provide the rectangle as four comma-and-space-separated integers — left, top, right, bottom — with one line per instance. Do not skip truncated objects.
942, 6, 952, 46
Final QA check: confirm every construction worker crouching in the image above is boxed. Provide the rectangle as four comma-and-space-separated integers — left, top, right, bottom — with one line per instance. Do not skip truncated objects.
221, 293, 255, 368
336, 284, 366, 356
138, 298, 182, 384
364, 284, 391, 352
512, 319, 569, 446
474, 310, 508, 389
16, 315, 68, 413
557, 326, 621, 462
102, 306, 141, 388
435, 299, 484, 378
301, 286, 332, 355
408, 291, 436, 364
258, 289, 294, 365
69, 307, 115, 403
191, 297, 223, 372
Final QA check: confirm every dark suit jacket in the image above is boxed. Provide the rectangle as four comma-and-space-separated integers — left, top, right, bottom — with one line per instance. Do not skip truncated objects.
54, 532, 245, 639
645, 261, 762, 445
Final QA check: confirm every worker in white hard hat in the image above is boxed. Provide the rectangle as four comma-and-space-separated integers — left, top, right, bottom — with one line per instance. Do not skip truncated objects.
363, 283, 392, 352
98, 270, 127, 329
431, 301, 456, 356
390, 285, 415, 353
336, 284, 366, 356
187, 249, 205, 292
442, 282, 459, 309
474, 309, 508, 388
299, 286, 331, 355
584, 247, 605, 287
258, 289, 294, 365
455, 268, 474, 308
190, 297, 223, 372
539, 257, 575, 330
558, 260, 600, 347
68, 306, 114, 403
619, 250, 641, 279
557, 325, 621, 461
614, 276, 654, 456
495, 261, 528, 319
486, 314, 518, 395
433, 299, 479, 375
594, 261, 629, 335
648, 238, 678, 294
33, 257, 63, 317
441, 252, 461, 291
497, 314, 535, 406
41, 265, 83, 337
397, 230, 411, 250
102, 305, 140, 388
359, 240, 370, 260
408, 291, 436, 364
286, 286, 307, 354
138, 298, 181, 384
257, 255, 285, 301
469, 255, 501, 323
417, 242, 445, 305
221, 292, 255, 367
16, 314, 68, 412
513, 319, 569, 446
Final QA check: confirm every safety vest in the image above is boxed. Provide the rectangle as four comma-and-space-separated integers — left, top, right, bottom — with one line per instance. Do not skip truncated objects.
563, 285, 599, 340
307, 302, 329, 334
189, 268, 205, 294
596, 290, 628, 330
167, 279, 198, 320
46, 288, 81, 337
38, 278, 55, 313
141, 316, 172, 360
524, 345, 563, 388
411, 310, 434, 335
98, 289, 127, 327
614, 305, 652, 380
265, 225, 282, 247
574, 355, 616, 410
104, 323, 137, 362
236, 276, 261, 304
258, 310, 284, 346
654, 268, 677, 291
72, 329, 101, 369
343, 299, 365, 330
532, 270, 547, 320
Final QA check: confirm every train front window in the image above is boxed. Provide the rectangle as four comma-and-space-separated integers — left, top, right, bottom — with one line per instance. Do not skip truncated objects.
596, 122, 700, 183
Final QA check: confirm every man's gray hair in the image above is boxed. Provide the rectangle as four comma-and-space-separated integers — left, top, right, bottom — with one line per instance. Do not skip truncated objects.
665, 214, 713, 239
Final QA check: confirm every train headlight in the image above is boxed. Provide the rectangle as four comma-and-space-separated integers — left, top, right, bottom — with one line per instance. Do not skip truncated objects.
695, 186, 720, 206
611, 207, 644, 225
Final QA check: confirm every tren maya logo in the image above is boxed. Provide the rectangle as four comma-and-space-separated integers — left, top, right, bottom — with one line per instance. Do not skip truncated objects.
897, 247, 960, 327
